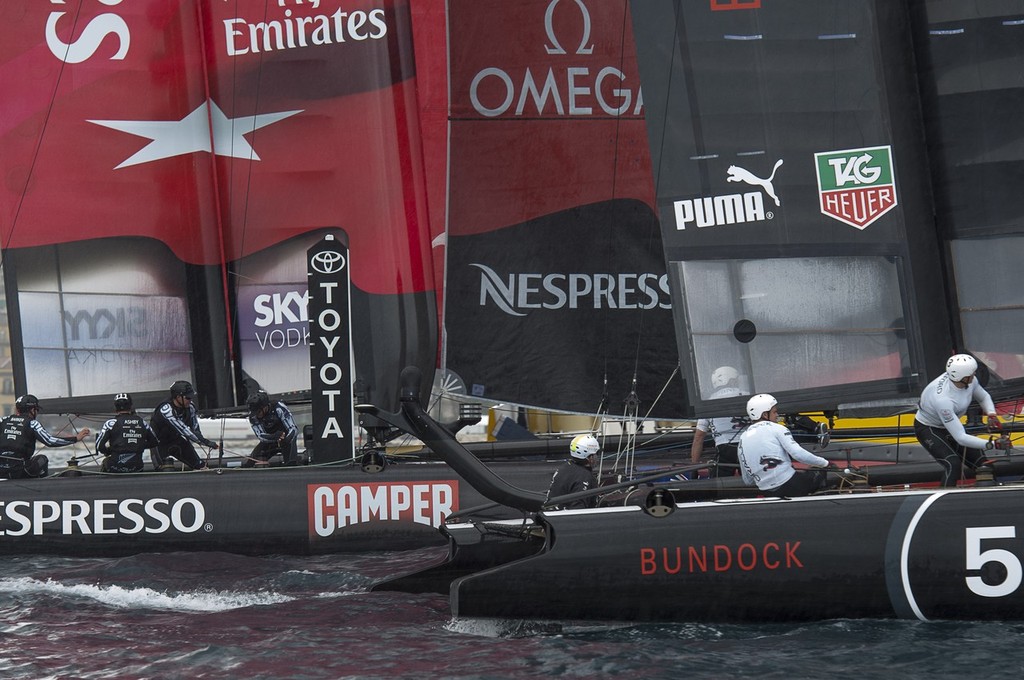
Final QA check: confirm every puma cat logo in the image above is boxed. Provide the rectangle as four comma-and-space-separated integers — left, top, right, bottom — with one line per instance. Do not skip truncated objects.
727, 159, 784, 207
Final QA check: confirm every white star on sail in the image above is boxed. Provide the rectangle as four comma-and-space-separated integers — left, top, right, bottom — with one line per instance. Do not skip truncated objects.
88, 99, 303, 169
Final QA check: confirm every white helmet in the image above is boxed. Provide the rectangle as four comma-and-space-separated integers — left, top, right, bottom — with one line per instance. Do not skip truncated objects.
711, 366, 739, 389
746, 393, 778, 420
946, 354, 978, 382
570, 434, 600, 459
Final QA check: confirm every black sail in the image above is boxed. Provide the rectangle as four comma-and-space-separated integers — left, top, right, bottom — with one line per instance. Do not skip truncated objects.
629, 0, 963, 416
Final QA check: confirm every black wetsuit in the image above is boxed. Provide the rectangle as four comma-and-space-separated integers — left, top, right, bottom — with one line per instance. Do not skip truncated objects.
0, 414, 78, 478
149, 399, 215, 470
247, 401, 299, 466
545, 459, 598, 509
96, 413, 160, 473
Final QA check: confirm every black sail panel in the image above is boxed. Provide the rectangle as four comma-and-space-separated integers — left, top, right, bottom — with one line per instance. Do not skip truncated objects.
630, 0, 950, 416
911, 2, 1024, 394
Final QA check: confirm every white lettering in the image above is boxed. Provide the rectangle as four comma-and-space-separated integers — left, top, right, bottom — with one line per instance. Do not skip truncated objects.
0, 497, 207, 536
474, 264, 673, 316
673, 191, 767, 230
313, 486, 335, 537
309, 482, 458, 532
47, 5, 130, 64
3, 501, 31, 536
320, 417, 346, 438
471, 66, 643, 118
224, 8, 387, 57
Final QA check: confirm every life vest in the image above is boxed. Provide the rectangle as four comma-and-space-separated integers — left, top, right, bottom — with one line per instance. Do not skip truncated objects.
0, 415, 35, 459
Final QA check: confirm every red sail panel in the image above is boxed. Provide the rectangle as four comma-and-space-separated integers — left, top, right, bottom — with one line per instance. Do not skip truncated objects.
1, 2, 221, 263
0, 1, 438, 408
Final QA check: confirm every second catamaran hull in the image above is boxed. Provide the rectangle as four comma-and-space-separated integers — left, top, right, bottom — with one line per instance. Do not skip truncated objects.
0, 461, 558, 557
441, 485, 1024, 623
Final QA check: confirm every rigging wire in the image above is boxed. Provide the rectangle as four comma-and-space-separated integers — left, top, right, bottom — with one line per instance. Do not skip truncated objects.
1, 1, 85, 258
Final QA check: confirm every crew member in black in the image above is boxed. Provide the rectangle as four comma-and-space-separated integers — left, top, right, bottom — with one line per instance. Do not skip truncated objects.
0, 394, 91, 479
149, 380, 218, 471
245, 390, 299, 466
545, 434, 600, 509
95, 393, 160, 473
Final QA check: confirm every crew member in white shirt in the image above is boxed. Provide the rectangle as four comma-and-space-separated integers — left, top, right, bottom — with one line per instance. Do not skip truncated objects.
914, 353, 1002, 487
738, 393, 830, 496
689, 366, 746, 477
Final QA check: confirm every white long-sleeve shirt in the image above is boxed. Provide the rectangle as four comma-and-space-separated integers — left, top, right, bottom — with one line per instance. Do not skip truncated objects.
738, 420, 828, 490
695, 386, 746, 447
915, 373, 996, 449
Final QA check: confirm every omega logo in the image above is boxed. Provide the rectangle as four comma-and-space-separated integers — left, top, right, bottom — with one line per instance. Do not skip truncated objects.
545, 0, 594, 55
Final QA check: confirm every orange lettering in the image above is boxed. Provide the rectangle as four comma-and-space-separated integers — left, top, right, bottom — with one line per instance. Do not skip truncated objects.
662, 547, 682, 575
714, 544, 732, 571
689, 545, 707, 572
737, 543, 756, 571
786, 541, 803, 567
763, 542, 780, 569
640, 547, 656, 575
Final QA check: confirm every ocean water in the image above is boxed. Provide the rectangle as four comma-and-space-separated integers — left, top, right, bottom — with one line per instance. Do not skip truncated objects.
2, 548, 1024, 680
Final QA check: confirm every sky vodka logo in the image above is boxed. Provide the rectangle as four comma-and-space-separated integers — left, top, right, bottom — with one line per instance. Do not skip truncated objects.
814, 145, 897, 230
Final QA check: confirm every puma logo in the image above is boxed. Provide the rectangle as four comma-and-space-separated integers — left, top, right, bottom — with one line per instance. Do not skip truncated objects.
727, 159, 784, 207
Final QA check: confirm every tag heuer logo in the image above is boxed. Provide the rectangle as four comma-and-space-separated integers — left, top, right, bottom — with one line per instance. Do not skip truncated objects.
814, 145, 897, 230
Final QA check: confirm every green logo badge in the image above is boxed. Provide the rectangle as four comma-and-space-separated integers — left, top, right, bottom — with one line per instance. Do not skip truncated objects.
814, 145, 897, 230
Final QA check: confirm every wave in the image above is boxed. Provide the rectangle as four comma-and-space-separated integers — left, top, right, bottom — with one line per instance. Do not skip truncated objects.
0, 576, 294, 611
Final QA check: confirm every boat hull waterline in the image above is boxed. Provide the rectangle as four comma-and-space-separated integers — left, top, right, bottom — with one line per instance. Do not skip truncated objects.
0, 462, 559, 556
389, 485, 1024, 623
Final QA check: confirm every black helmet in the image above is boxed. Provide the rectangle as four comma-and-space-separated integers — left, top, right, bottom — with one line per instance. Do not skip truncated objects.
15, 394, 40, 414
114, 393, 133, 411
247, 390, 271, 413
169, 380, 195, 398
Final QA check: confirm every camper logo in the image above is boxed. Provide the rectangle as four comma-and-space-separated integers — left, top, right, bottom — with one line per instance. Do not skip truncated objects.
309, 481, 458, 536
814, 145, 897, 230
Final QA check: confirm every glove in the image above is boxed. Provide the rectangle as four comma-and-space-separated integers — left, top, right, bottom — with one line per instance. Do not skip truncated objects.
995, 434, 1013, 450
205, 441, 219, 450
988, 414, 1003, 432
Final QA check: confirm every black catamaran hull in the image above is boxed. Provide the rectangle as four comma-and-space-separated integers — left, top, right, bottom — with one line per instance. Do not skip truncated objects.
0, 462, 556, 557
363, 367, 1024, 623
439, 486, 1024, 623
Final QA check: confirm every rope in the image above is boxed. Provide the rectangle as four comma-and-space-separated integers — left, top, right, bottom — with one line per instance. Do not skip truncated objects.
1, 1, 86, 257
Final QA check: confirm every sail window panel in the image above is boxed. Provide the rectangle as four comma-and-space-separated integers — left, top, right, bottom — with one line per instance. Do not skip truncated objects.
61, 351, 193, 398
4, 238, 196, 402
18, 293, 190, 352
233, 234, 321, 395
11, 241, 187, 296
17, 293, 65, 349
23, 349, 191, 400
950, 236, 1024, 381
7, 249, 59, 292
17, 290, 191, 400
679, 256, 909, 401
21, 350, 69, 398
54, 240, 186, 295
